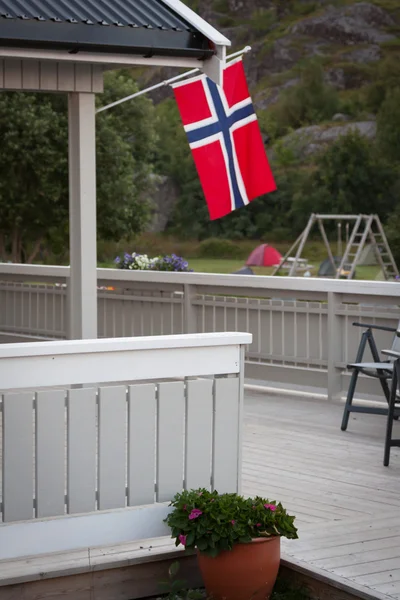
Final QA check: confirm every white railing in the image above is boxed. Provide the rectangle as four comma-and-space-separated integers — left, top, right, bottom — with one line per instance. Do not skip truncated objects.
0, 264, 399, 399
0, 331, 250, 560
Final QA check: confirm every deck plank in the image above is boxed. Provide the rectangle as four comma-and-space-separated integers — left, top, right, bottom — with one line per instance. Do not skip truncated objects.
354, 571, 400, 586
243, 391, 400, 600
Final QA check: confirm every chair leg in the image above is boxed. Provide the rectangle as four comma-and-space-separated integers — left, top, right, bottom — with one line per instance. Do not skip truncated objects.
384, 366, 398, 467
379, 375, 391, 403
378, 375, 398, 420
369, 330, 397, 417
341, 369, 358, 431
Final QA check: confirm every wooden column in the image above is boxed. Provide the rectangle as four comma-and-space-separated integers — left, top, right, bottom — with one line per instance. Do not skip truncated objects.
68, 92, 97, 339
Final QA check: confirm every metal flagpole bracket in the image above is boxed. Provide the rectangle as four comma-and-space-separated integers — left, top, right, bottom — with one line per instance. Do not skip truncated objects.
96, 45, 252, 114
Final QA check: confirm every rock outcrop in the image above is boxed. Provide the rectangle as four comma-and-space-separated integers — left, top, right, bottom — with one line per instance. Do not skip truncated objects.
148, 176, 180, 233
292, 3, 395, 45
274, 121, 377, 159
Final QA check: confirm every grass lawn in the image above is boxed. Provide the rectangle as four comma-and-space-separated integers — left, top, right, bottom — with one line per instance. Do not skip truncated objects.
100, 257, 381, 280
99, 237, 387, 280
188, 259, 381, 280
188, 259, 274, 275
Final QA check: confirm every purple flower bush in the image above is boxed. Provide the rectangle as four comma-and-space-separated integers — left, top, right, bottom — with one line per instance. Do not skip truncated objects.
165, 488, 298, 557
114, 252, 192, 272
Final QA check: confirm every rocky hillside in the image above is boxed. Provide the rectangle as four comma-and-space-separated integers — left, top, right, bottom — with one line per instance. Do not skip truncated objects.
186, 1, 398, 87
142, 0, 400, 240
185, 1, 399, 140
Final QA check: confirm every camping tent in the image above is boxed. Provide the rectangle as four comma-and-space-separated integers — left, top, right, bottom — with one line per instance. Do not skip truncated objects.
233, 266, 254, 275
359, 244, 379, 266
318, 256, 354, 278
246, 244, 282, 267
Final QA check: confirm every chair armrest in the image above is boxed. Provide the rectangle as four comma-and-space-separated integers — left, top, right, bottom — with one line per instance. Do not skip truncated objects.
352, 322, 397, 333
382, 349, 400, 359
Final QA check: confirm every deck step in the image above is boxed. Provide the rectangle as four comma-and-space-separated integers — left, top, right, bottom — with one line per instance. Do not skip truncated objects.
0, 542, 391, 600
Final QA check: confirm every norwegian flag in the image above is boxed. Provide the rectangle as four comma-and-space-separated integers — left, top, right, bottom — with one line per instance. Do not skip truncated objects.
172, 58, 276, 220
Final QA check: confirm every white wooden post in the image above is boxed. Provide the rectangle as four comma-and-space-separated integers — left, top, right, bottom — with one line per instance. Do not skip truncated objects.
327, 292, 343, 401
184, 283, 197, 333
68, 92, 97, 339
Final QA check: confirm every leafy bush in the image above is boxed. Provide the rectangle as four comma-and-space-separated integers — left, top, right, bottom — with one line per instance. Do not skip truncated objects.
291, 1, 318, 16
271, 62, 339, 135
365, 56, 400, 112
377, 87, 400, 162
248, 8, 277, 36
385, 207, 400, 268
198, 238, 244, 259
268, 227, 293, 242
165, 489, 298, 558
292, 130, 399, 228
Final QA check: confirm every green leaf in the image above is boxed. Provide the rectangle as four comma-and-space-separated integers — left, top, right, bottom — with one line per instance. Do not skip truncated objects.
186, 532, 195, 546
196, 538, 208, 552
169, 561, 180, 578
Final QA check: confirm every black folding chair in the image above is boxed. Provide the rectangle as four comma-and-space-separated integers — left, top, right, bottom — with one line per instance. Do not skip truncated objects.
341, 321, 400, 431
382, 351, 400, 467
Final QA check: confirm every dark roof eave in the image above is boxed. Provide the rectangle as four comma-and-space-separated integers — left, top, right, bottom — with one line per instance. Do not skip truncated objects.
0, 20, 214, 59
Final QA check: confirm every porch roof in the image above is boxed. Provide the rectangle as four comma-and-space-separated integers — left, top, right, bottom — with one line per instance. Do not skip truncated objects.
0, 0, 229, 58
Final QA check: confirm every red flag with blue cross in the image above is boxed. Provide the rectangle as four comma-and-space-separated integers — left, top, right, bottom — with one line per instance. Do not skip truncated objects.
172, 58, 276, 220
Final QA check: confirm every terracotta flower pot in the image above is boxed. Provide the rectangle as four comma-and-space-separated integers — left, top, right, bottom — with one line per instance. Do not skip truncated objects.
197, 536, 280, 600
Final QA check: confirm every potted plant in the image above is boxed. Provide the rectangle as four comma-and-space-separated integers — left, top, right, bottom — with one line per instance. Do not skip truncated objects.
165, 489, 298, 600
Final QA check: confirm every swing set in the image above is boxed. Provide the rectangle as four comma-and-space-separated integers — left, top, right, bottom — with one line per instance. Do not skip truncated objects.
272, 214, 399, 280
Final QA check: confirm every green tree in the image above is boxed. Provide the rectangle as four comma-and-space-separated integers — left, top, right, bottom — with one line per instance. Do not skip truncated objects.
270, 61, 339, 136
385, 205, 400, 269
95, 72, 158, 243
365, 56, 400, 113
0, 71, 157, 263
0, 92, 68, 262
377, 87, 400, 163
292, 130, 398, 229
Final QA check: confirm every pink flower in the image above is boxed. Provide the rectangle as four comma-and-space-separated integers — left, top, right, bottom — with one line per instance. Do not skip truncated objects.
189, 508, 203, 520
231, 520, 236, 525
264, 504, 277, 512
179, 534, 187, 546
183, 504, 187, 511
256, 523, 261, 527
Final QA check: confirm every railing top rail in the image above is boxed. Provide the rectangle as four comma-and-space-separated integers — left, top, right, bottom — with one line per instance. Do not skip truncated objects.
0, 263, 69, 279
0, 332, 251, 391
0, 263, 399, 298
0, 332, 252, 360
98, 269, 399, 297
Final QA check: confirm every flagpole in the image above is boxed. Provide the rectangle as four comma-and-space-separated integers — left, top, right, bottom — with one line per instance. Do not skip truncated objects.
96, 45, 252, 114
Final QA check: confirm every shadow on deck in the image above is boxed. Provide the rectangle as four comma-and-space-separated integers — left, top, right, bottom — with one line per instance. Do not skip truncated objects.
243, 390, 400, 600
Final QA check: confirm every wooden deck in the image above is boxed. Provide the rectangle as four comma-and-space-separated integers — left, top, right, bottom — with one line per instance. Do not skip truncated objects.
1, 388, 400, 600
243, 390, 400, 600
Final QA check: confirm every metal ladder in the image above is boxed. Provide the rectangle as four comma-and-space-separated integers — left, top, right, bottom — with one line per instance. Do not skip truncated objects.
336, 215, 398, 280
369, 216, 399, 280
335, 215, 368, 279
